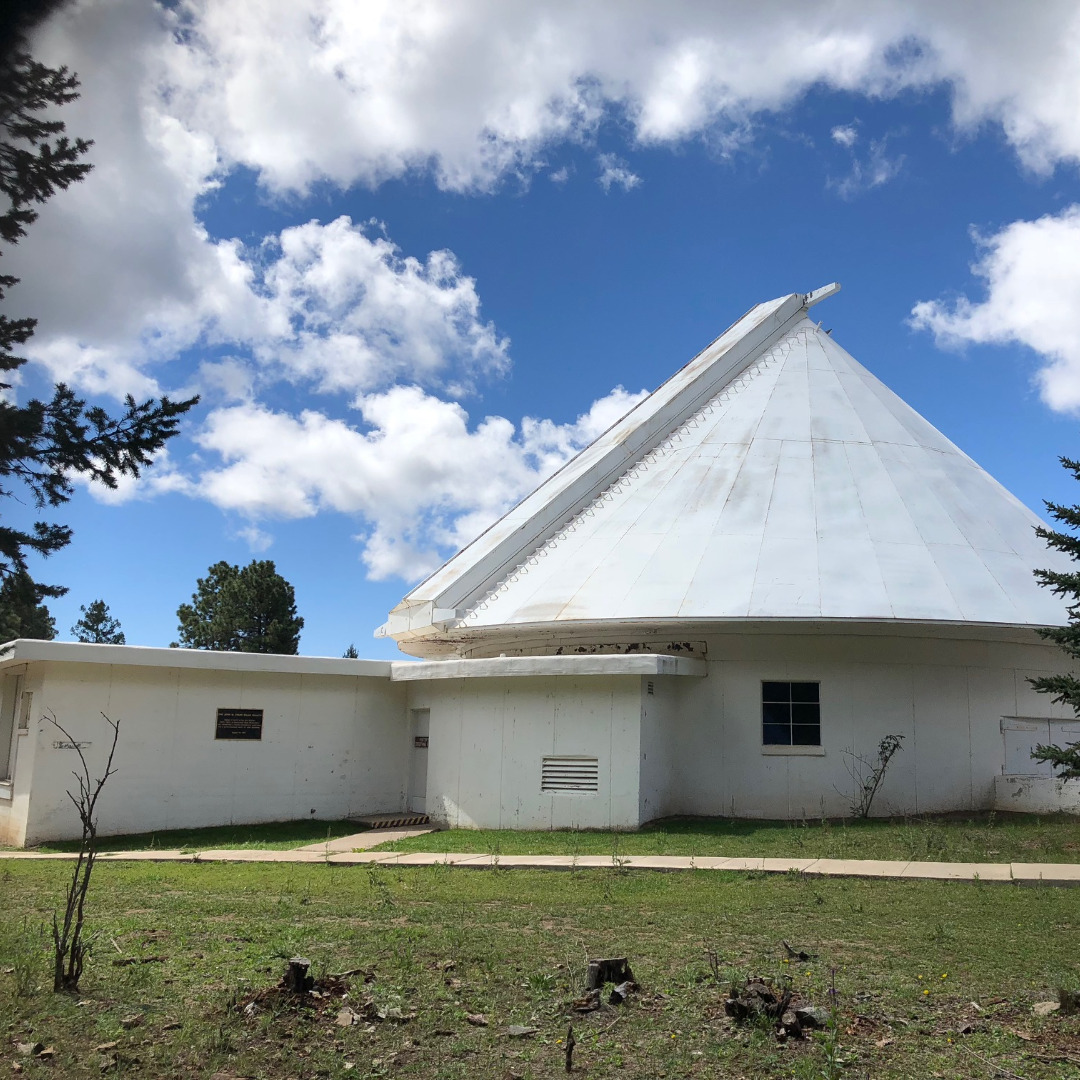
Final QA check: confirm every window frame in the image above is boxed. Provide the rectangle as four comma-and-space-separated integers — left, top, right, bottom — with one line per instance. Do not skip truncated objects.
761, 680, 822, 753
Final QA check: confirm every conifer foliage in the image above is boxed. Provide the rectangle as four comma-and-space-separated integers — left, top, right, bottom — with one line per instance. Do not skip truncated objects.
1030, 456, 1080, 778
0, 568, 55, 640
175, 560, 304, 655
0, 5, 197, 598
70, 599, 125, 644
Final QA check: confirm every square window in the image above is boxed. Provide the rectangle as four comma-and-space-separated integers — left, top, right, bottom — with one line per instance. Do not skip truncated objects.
762, 681, 790, 703
763, 722, 792, 745
762, 681, 820, 746
762, 701, 790, 726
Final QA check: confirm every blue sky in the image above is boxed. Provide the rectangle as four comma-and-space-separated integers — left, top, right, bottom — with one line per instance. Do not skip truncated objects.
10, 1, 1080, 657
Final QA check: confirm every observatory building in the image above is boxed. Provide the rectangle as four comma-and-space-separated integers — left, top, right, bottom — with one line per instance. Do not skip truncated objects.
377, 284, 1075, 826
1, 286, 1076, 844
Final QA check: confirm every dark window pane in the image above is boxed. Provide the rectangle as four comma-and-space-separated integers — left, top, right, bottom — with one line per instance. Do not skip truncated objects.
763, 723, 791, 745
791, 703, 820, 727
791, 725, 821, 746
762, 701, 790, 726
791, 682, 819, 703
762, 681, 790, 702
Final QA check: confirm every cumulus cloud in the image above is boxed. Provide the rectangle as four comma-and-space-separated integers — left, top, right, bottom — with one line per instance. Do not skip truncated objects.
15, 0, 1080, 402
257, 217, 509, 397
79, 380, 646, 578
159, 0, 1080, 195
831, 123, 859, 148
15, 6, 511, 402
829, 136, 905, 198
18, 201, 508, 402
910, 206, 1080, 412
71, 448, 195, 506
234, 524, 273, 552
596, 153, 642, 193
8, 2, 247, 398
188, 384, 647, 580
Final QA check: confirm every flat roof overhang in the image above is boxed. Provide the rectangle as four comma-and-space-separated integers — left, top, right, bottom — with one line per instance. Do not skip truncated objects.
0, 640, 392, 678
389, 653, 707, 681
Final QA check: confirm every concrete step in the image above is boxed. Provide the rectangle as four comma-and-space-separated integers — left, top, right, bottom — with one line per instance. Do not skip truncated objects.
351, 812, 430, 829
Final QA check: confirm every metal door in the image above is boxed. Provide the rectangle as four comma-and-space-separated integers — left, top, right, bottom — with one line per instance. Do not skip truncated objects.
408, 708, 430, 814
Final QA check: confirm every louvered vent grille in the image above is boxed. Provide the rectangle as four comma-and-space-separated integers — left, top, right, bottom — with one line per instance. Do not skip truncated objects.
541, 756, 599, 794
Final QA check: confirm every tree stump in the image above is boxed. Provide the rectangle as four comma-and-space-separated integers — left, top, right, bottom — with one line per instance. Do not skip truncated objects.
585, 958, 637, 991
284, 956, 314, 994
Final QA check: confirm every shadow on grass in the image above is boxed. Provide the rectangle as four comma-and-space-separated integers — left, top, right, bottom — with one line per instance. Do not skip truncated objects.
33, 818, 366, 854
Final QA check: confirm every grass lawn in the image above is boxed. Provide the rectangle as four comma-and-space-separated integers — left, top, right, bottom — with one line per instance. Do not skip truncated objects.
374, 812, 1080, 864
1, 860, 1078, 1078
31, 819, 366, 854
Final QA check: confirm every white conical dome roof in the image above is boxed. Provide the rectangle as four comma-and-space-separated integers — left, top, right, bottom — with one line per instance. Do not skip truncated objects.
381, 288, 1067, 656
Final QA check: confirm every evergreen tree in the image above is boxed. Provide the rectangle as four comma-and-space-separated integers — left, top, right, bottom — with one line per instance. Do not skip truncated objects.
343, 643, 359, 658
1030, 456, 1080, 777
0, 6, 197, 600
70, 599, 124, 644
0, 568, 55, 640
175, 561, 238, 651
175, 560, 304, 654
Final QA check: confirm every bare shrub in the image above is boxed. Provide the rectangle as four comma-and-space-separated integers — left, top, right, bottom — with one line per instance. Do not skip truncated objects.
47, 711, 119, 993
841, 734, 904, 819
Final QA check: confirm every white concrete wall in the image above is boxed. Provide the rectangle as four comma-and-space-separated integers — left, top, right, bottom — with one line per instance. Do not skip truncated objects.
4, 630, 1072, 842
15, 660, 408, 844
667, 631, 1074, 820
405, 675, 643, 829
993, 775, 1080, 814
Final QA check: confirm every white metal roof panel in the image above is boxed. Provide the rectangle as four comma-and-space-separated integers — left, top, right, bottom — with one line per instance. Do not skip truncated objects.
384, 291, 1068, 652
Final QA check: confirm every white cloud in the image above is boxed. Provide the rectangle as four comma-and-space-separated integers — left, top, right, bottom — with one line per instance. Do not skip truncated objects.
196, 357, 256, 403
12, 0, 1080, 405
14, 6, 510, 403
910, 206, 1080, 412
190, 384, 647, 580
831, 123, 858, 148
8, 2, 247, 398
830, 136, 904, 198
72, 448, 195, 506
596, 153, 642, 193
257, 217, 509, 397
161, 1, 1080, 196
235, 524, 273, 552
17, 198, 507, 402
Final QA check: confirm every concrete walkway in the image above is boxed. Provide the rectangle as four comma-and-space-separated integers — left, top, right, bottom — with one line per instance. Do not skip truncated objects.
2, 835, 1080, 884
293, 825, 435, 852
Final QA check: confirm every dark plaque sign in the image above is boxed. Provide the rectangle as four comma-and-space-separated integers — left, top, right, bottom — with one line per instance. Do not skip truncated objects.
216, 707, 264, 740
413, 735, 429, 749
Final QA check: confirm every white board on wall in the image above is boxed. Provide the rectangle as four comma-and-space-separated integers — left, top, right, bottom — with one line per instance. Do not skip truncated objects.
1002, 717, 1080, 777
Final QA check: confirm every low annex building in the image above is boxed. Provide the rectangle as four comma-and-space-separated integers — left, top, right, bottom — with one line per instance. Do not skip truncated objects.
2, 285, 1076, 845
